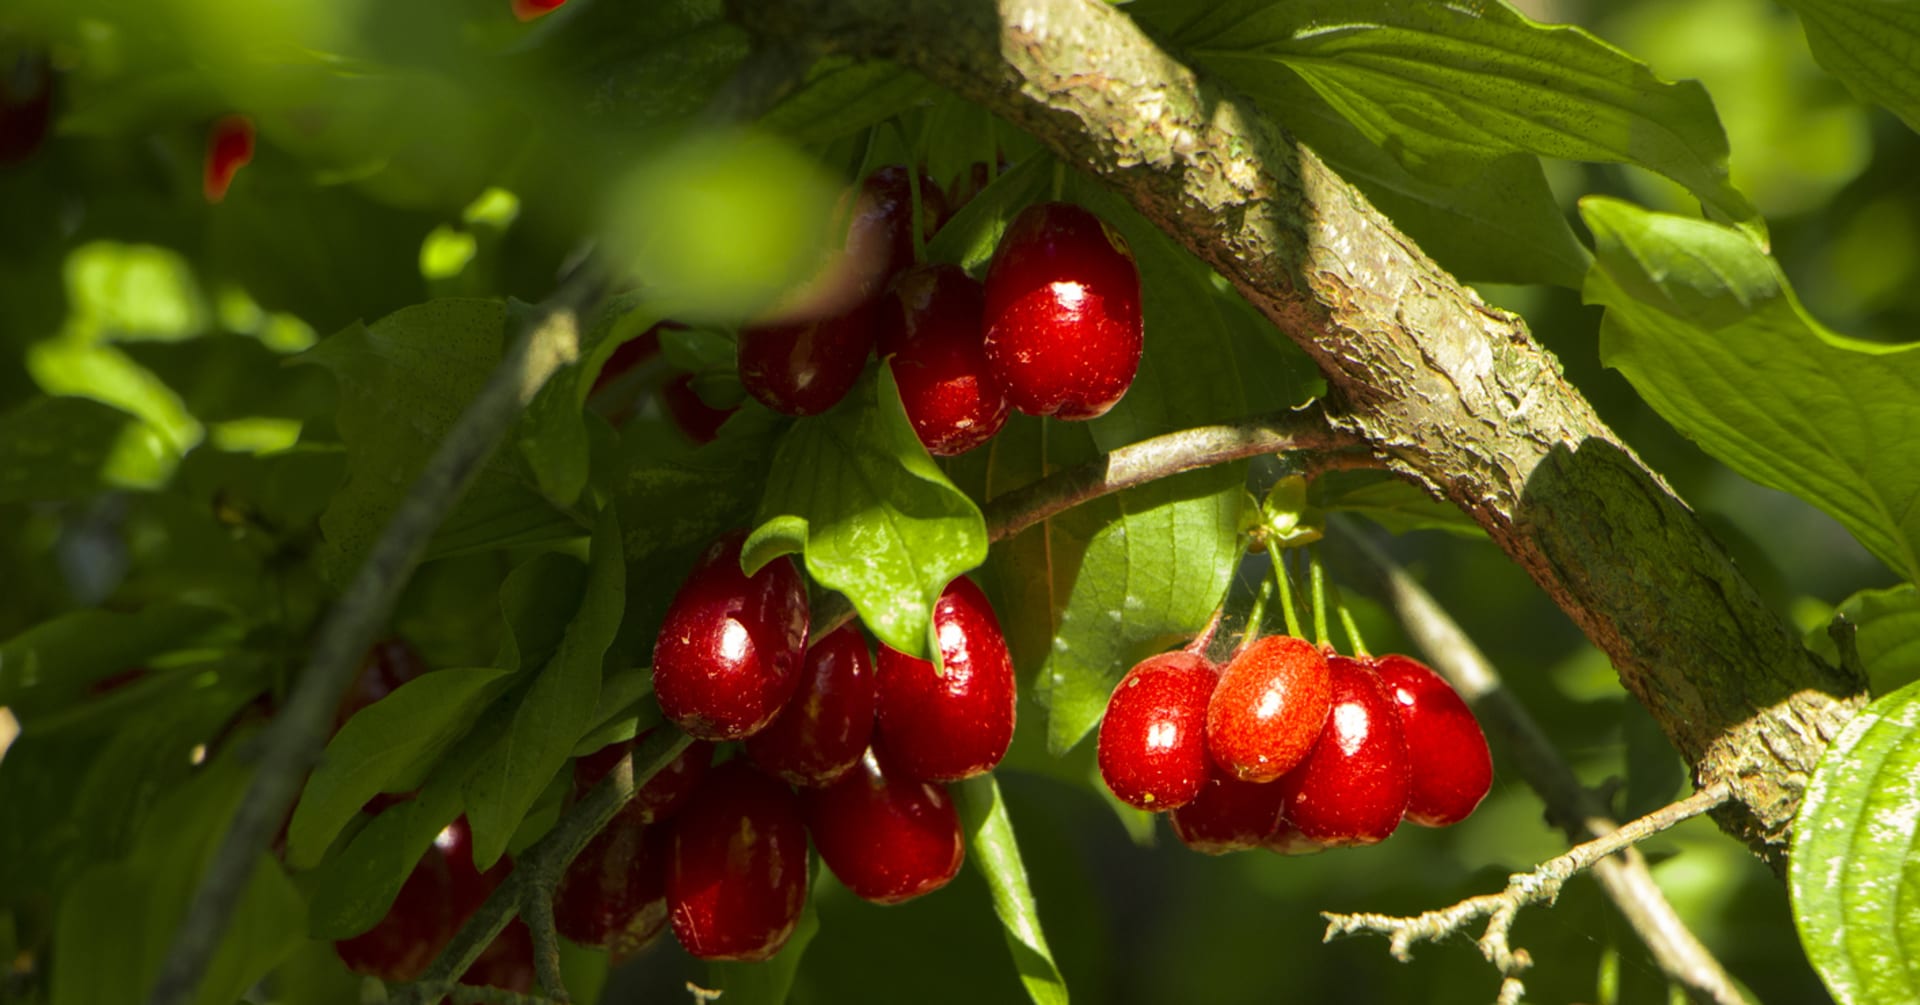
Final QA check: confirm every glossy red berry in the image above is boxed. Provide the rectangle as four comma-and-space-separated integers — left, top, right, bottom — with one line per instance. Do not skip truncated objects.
511, 0, 567, 20
857, 165, 948, 285
552, 813, 671, 959
878, 264, 1009, 456
1206, 634, 1331, 783
1272, 655, 1411, 846
802, 749, 963, 904
1168, 762, 1288, 855
873, 577, 1016, 783
334, 636, 429, 733
1372, 654, 1493, 827
745, 626, 876, 786
982, 201, 1143, 420
573, 731, 714, 824
1097, 651, 1218, 811
203, 114, 254, 204
737, 296, 881, 416
335, 816, 514, 984
667, 760, 809, 961
653, 531, 810, 741
661, 374, 735, 444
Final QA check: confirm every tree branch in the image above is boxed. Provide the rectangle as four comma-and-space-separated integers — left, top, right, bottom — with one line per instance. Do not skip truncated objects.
1323, 782, 1733, 1004
146, 272, 605, 1005
1339, 523, 1750, 1005
726, 0, 1863, 862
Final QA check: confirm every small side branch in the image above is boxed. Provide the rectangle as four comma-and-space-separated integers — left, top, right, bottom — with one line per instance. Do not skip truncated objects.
146, 272, 604, 1005
1324, 783, 1731, 996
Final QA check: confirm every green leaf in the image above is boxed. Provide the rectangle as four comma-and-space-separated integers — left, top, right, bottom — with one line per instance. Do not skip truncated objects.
1581, 196, 1920, 583
1809, 585, 1920, 697
923, 154, 1057, 273
285, 667, 515, 870
1790, 678, 1920, 1005
1311, 470, 1486, 539
709, 866, 822, 1004
0, 396, 160, 501
306, 749, 471, 939
300, 299, 580, 587
761, 58, 939, 145
954, 775, 1070, 1005
1784, 0, 1920, 133
1210, 67, 1588, 287
571, 665, 663, 756
1185, 0, 1763, 240
756, 369, 988, 661
466, 511, 626, 869
52, 748, 303, 1005
518, 294, 665, 508
0, 603, 229, 719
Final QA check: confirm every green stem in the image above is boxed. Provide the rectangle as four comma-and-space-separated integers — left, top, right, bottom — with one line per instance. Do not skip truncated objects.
1308, 548, 1331, 648
1235, 572, 1272, 658
1272, 553, 1303, 639
1338, 604, 1370, 659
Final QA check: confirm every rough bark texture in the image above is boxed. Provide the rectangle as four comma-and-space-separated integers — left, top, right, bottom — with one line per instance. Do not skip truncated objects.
729, 0, 1865, 863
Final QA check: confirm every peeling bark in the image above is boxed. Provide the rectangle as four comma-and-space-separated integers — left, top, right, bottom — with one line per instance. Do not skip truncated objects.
728, 0, 1865, 863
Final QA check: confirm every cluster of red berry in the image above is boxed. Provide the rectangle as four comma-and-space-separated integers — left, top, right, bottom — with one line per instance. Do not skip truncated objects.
1098, 635, 1492, 854
595, 163, 1146, 454
553, 529, 1016, 962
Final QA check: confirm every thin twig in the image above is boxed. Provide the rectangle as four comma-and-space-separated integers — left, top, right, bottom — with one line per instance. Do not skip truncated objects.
1338, 521, 1754, 1005
403, 727, 694, 1005
1323, 783, 1732, 988
146, 272, 605, 1005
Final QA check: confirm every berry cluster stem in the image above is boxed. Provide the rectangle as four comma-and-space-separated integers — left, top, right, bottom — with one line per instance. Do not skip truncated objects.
1307, 549, 1331, 648
1272, 554, 1304, 640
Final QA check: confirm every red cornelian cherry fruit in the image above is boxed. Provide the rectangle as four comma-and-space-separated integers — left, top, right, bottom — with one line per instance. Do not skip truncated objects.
660, 373, 735, 444
856, 165, 948, 287
203, 114, 254, 204
1272, 655, 1411, 846
1372, 654, 1493, 827
511, 0, 567, 20
745, 626, 877, 787
1097, 651, 1219, 812
335, 816, 521, 986
1205, 634, 1332, 783
982, 201, 1143, 420
652, 531, 810, 741
736, 295, 881, 417
667, 760, 809, 961
872, 577, 1016, 783
573, 731, 714, 824
1168, 761, 1289, 855
878, 264, 1009, 457
552, 812, 672, 959
802, 749, 964, 904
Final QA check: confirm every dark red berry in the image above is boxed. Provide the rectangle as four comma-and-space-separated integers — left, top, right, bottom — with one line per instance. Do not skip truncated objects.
857, 165, 948, 285
0, 50, 53, 167
573, 730, 714, 824
552, 813, 671, 960
652, 531, 810, 741
745, 626, 876, 786
737, 296, 881, 416
334, 636, 429, 733
878, 264, 1009, 456
661, 374, 735, 444
1097, 651, 1218, 812
873, 577, 1016, 783
1205, 635, 1331, 783
204, 114, 254, 204
801, 749, 963, 904
86, 666, 149, 697
1168, 762, 1288, 855
982, 201, 1143, 420
1372, 654, 1493, 827
512, 0, 567, 20
1272, 655, 1411, 846
462, 920, 535, 993
589, 324, 668, 396
335, 816, 511, 983
667, 760, 809, 961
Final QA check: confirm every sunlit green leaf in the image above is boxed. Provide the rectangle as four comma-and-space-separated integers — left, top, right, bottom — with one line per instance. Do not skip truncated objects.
954, 775, 1070, 1005
1785, 0, 1920, 133
1790, 678, 1920, 1005
755, 369, 988, 661
1582, 197, 1920, 583
1171, 0, 1763, 240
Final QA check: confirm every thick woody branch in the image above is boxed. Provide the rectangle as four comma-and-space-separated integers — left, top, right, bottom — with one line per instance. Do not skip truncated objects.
1342, 525, 1750, 1005
726, 0, 1863, 862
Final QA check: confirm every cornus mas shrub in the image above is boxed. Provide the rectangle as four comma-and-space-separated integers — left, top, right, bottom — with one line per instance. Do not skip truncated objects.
5, 3, 1915, 1005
